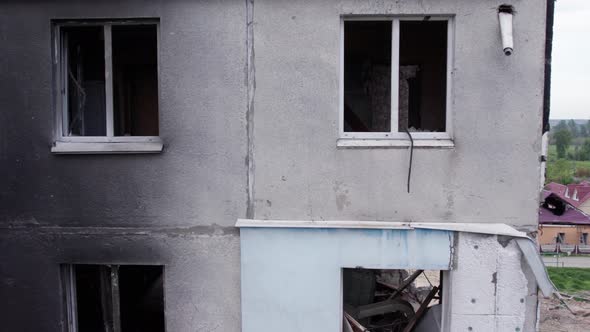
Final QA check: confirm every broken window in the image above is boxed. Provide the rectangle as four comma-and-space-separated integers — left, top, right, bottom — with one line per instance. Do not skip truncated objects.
342, 17, 451, 139
62, 264, 165, 332
342, 268, 442, 332
58, 21, 159, 137
63, 26, 107, 136
399, 21, 447, 132
344, 21, 392, 132
112, 25, 159, 136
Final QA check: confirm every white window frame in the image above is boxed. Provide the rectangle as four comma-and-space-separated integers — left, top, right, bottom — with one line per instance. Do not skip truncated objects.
51, 19, 163, 154
338, 16, 454, 148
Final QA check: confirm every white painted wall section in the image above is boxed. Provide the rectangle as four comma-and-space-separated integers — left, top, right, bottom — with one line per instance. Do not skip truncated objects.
239, 222, 544, 332
239, 227, 453, 332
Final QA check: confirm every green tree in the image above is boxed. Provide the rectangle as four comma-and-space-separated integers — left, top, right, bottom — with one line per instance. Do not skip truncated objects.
572, 146, 580, 160
568, 119, 579, 137
555, 120, 568, 132
550, 120, 568, 145
546, 159, 574, 184
581, 125, 588, 138
579, 138, 590, 160
554, 129, 572, 159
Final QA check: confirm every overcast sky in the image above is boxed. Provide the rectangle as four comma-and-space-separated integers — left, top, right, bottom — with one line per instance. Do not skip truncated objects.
550, 0, 590, 119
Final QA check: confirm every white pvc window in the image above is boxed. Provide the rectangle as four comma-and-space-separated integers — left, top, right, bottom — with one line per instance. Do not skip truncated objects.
339, 16, 454, 142
52, 19, 163, 154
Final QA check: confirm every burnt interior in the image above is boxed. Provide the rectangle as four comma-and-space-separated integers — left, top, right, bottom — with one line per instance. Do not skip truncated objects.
62, 24, 158, 137
342, 268, 442, 332
119, 265, 165, 332
343, 20, 447, 133
72, 264, 164, 332
112, 24, 159, 136
399, 21, 447, 132
64, 26, 106, 136
344, 21, 392, 132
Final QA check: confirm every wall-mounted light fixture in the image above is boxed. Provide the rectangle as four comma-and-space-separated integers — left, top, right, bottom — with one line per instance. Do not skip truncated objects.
499, 5, 515, 56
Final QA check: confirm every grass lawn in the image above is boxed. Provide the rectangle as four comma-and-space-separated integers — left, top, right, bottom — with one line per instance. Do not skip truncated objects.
547, 267, 590, 294
547, 145, 590, 167
546, 144, 590, 183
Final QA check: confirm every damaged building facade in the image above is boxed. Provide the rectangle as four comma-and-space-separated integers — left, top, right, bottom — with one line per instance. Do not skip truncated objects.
0, 0, 554, 331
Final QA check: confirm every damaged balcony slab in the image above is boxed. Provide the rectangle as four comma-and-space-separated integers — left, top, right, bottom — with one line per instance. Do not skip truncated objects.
236, 219, 558, 332
237, 220, 454, 332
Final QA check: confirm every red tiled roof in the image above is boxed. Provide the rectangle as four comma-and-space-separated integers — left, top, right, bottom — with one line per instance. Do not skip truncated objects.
545, 182, 566, 195
539, 189, 590, 225
539, 204, 590, 225
574, 186, 590, 203
544, 182, 590, 207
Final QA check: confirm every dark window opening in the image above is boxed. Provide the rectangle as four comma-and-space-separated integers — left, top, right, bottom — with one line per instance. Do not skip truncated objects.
64, 27, 106, 136
556, 233, 565, 244
344, 21, 392, 132
59, 21, 159, 138
581, 233, 588, 245
113, 25, 159, 136
64, 264, 164, 332
399, 21, 447, 132
74, 265, 111, 332
342, 268, 442, 332
343, 19, 448, 135
119, 265, 165, 332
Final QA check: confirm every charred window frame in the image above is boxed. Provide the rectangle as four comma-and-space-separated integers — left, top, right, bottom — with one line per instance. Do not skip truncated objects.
51, 19, 163, 154
61, 264, 165, 332
339, 16, 454, 147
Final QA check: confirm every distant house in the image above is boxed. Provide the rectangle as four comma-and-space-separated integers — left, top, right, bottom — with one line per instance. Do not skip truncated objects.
539, 188, 590, 253
545, 181, 590, 214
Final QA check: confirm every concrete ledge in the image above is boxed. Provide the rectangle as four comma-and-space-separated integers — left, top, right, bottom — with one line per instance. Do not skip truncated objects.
51, 139, 163, 154
336, 138, 455, 149
236, 219, 527, 237
236, 219, 413, 229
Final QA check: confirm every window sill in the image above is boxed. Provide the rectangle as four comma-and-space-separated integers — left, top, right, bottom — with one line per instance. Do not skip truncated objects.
51, 138, 164, 154
336, 138, 454, 149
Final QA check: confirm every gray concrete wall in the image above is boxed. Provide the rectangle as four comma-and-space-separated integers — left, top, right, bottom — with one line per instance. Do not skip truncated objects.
0, 0, 248, 228
252, 0, 547, 231
0, 0, 548, 331
0, 229, 241, 332
0, 0, 247, 330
